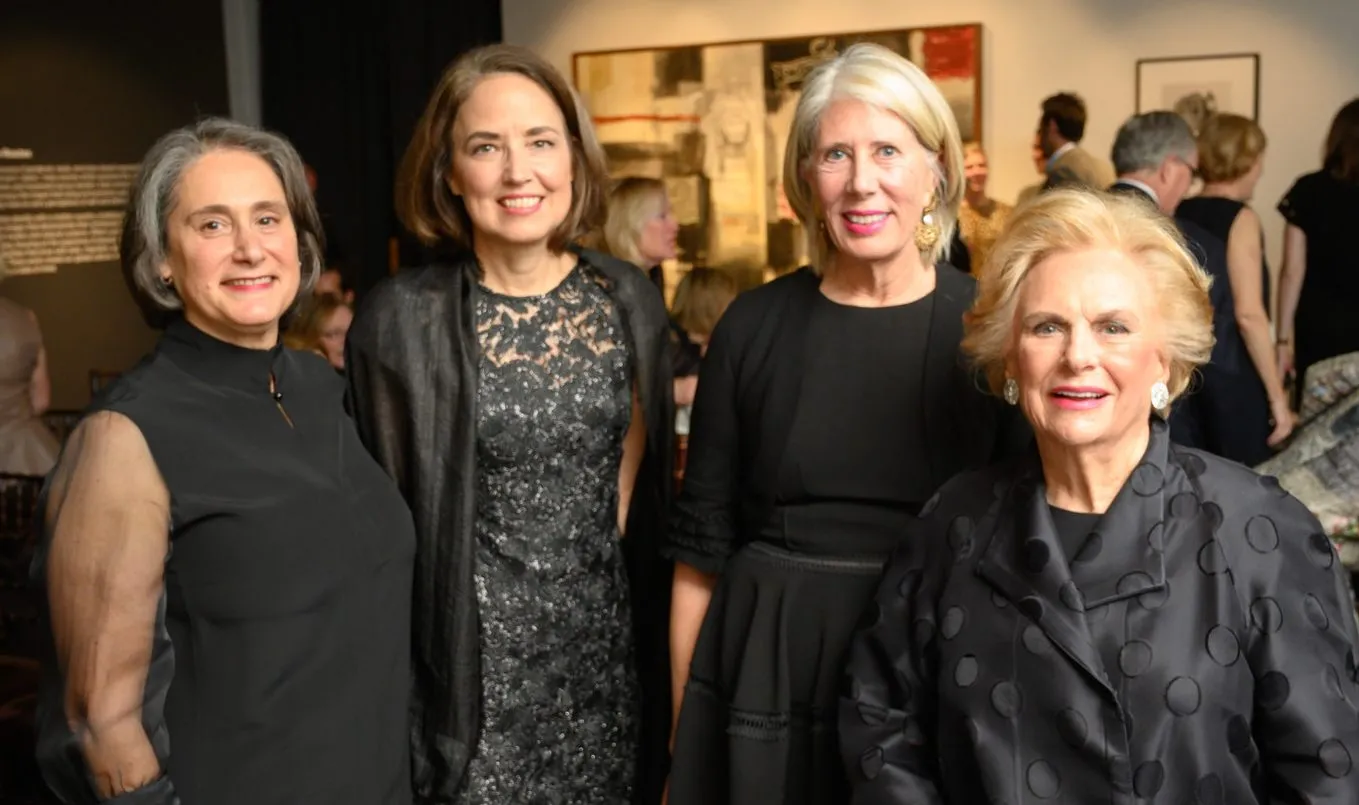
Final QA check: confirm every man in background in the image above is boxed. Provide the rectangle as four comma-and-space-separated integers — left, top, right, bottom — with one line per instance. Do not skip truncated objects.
1039, 92, 1116, 190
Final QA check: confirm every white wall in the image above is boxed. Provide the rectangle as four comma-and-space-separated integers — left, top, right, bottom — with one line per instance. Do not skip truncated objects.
504, 0, 1359, 265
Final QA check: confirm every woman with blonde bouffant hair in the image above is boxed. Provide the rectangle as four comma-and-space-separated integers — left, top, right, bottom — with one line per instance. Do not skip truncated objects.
664, 42, 1027, 805
1178, 112, 1291, 463
842, 188, 1359, 803
346, 43, 675, 805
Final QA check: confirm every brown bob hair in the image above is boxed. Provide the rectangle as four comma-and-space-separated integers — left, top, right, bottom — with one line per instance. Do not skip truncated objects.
1324, 98, 1359, 184
396, 44, 610, 252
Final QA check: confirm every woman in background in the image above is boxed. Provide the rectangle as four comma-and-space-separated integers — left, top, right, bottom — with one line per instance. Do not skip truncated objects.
957, 142, 1012, 273
346, 44, 674, 805
603, 176, 679, 296
665, 43, 1026, 805
283, 292, 352, 372
669, 267, 739, 407
0, 288, 59, 476
1277, 98, 1359, 399
1177, 112, 1292, 462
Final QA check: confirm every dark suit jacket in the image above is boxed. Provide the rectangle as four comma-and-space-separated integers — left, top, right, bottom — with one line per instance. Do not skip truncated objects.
345, 247, 675, 804
841, 418, 1359, 803
665, 265, 1030, 573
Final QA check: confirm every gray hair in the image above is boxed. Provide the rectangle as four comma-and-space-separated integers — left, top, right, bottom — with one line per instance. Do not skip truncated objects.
1111, 111, 1197, 175
782, 42, 965, 272
119, 117, 324, 325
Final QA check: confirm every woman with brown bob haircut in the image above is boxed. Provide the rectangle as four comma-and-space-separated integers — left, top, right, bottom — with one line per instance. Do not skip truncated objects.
345, 44, 675, 805
1277, 98, 1359, 400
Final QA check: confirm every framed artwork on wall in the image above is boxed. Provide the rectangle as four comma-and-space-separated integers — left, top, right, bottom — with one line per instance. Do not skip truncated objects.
572, 24, 982, 274
1135, 53, 1259, 133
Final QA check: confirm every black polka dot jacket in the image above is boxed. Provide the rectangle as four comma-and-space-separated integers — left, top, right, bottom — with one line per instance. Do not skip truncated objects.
841, 417, 1359, 803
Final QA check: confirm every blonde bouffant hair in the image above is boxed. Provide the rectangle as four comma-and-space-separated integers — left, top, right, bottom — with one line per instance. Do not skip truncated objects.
962, 189, 1214, 411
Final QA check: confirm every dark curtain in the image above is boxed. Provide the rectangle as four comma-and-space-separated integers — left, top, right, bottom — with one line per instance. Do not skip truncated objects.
260, 0, 503, 298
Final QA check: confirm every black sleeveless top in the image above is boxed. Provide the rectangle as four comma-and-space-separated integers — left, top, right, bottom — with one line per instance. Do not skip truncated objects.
34, 317, 416, 805
1176, 196, 1271, 315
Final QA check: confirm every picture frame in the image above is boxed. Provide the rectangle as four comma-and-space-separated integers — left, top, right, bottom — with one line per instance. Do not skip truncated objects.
572, 24, 983, 274
1135, 53, 1260, 132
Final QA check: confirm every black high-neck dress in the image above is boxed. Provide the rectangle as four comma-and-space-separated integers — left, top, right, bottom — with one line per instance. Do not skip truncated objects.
32, 316, 416, 805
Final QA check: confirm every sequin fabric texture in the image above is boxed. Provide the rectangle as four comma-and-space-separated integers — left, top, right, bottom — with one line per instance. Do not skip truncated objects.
464, 263, 639, 804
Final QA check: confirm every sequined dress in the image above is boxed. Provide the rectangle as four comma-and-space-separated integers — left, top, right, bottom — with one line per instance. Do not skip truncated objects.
464, 263, 639, 804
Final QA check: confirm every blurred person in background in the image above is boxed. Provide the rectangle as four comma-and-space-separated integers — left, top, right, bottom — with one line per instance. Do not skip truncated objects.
0, 271, 59, 476
958, 141, 1013, 273
284, 292, 352, 373
1277, 98, 1359, 402
603, 176, 680, 297
1178, 112, 1293, 462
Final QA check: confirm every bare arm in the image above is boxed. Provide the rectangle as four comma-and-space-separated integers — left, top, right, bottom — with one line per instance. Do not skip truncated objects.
45, 412, 170, 798
28, 311, 51, 414
668, 561, 715, 738
1226, 209, 1292, 442
617, 387, 647, 536
1275, 224, 1307, 379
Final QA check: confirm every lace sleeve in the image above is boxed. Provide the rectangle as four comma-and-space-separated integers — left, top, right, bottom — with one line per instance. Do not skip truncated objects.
41, 411, 177, 802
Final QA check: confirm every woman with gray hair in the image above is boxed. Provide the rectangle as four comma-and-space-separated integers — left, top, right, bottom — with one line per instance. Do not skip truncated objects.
842, 189, 1359, 803
31, 118, 416, 805
664, 43, 1027, 805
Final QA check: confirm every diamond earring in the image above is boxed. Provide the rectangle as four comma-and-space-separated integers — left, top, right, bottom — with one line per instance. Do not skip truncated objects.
1150, 380, 1170, 410
1003, 378, 1019, 406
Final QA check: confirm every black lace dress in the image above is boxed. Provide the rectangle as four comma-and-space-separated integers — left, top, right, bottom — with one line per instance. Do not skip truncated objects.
463, 263, 640, 804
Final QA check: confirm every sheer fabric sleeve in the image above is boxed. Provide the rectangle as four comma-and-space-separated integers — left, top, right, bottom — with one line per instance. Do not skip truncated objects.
1237, 489, 1359, 801
840, 488, 951, 804
41, 411, 178, 803
664, 312, 741, 574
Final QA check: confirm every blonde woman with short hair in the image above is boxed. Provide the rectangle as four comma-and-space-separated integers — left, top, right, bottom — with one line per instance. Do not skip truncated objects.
1178, 112, 1291, 462
663, 43, 1028, 805
843, 188, 1359, 803
603, 176, 678, 293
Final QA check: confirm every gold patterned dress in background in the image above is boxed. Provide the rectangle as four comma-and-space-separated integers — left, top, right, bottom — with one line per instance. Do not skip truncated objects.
958, 198, 1013, 275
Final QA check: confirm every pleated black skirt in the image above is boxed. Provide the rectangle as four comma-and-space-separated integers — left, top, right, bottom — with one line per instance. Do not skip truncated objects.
669, 503, 907, 805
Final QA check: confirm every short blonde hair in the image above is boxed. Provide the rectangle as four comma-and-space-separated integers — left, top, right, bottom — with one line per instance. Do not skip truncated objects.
782, 42, 964, 272
962, 189, 1214, 409
396, 44, 609, 252
603, 177, 668, 267
1197, 113, 1267, 183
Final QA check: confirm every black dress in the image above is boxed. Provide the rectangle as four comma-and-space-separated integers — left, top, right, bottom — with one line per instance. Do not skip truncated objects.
1174, 196, 1273, 465
344, 248, 675, 805
842, 418, 1359, 803
1279, 171, 1359, 388
461, 263, 639, 803
667, 268, 1027, 805
33, 316, 415, 805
